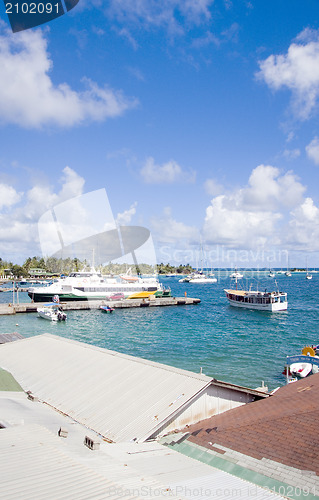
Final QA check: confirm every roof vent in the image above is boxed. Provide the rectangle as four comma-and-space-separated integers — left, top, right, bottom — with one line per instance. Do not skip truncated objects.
27, 392, 38, 402
84, 435, 100, 451
58, 427, 68, 438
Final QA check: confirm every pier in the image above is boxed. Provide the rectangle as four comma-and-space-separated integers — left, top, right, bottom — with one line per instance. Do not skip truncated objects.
0, 296, 200, 315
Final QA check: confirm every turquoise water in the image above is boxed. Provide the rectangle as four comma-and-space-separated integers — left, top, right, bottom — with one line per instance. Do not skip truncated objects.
1, 273, 318, 391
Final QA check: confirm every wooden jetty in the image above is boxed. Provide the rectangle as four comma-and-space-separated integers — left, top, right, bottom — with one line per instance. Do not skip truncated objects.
0, 296, 200, 316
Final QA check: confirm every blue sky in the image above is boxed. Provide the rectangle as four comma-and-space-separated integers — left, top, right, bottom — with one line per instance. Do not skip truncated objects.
0, 0, 319, 268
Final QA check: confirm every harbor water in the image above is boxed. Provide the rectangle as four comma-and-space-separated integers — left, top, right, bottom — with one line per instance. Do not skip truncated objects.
0, 272, 318, 391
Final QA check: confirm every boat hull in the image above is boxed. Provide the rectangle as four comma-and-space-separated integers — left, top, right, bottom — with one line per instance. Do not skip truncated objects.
224, 289, 288, 312
225, 298, 288, 311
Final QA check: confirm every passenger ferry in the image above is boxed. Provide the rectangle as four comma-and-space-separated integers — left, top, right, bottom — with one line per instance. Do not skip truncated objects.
28, 268, 165, 302
224, 279, 288, 312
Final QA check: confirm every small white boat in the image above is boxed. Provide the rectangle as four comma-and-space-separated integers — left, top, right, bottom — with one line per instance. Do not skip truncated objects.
306, 259, 312, 280
230, 268, 243, 279
189, 275, 217, 283
285, 345, 319, 382
289, 362, 313, 378
37, 303, 67, 321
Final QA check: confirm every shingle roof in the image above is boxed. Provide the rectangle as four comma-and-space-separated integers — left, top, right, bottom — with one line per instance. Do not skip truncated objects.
185, 373, 319, 475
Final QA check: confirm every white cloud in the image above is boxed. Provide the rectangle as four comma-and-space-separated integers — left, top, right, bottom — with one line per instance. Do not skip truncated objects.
282, 148, 300, 160
203, 195, 281, 248
116, 202, 137, 225
204, 178, 224, 196
151, 207, 199, 244
0, 167, 86, 259
203, 164, 308, 249
107, 0, 213, 33
256, 28, 319, 119
0, 183, 22, 210
0, 26, 137, 128
287, 198, 319, 250
140, 157, 195, 184
306, 137, 319, 165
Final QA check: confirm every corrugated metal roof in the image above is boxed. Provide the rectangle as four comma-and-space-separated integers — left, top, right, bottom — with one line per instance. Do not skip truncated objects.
0, 424, 152, 500
0, 334, 212, 442
106, 440, 286, 500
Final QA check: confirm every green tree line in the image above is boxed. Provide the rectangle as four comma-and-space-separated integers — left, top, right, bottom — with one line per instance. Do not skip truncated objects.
1, 257, 195, 278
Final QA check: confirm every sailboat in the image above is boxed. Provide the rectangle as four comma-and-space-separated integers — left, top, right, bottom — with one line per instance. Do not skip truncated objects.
188, 240, 217, 283
285, 255, 291, 277
306, 258, 312, 280
230, 266, 244, 279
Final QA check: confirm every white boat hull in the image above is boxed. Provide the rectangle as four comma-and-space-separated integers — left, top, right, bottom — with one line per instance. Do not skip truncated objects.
225, 297, 287, 311
189, 278, 217, 283
37, 310, 66, 321
289, 363, 313, 378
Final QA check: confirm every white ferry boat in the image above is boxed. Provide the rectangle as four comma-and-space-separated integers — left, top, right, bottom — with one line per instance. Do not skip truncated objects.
28, 269, 165, 302
224, 280, 288, 312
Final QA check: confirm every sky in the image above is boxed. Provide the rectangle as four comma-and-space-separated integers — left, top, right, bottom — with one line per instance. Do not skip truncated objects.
0, 0, 319, 269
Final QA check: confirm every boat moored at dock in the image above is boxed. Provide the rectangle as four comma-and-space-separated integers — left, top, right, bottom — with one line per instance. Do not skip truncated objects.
28, 268, 165, 302
37, 303, 67, 321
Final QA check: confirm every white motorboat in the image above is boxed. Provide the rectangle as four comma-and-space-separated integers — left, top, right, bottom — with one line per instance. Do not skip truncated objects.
37, 303, 67, 321
224, 278, 287, 312
29, 268, 164, 302
289, 362, 313, 378
285, 345, 319, 382
229, 268, 243, 279
189, 272, 217, 283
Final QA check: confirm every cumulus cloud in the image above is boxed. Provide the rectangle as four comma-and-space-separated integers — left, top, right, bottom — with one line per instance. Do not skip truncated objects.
116, 202, 137, 225
288, 198, 319, 250
0, 26, 137, 128
140, 157, 195, 184
306, 137, 319, 165
0, 183, 22, 210
0, 167, 86, 259
203, 164, 309, 249
256, 28, 319, 120
151, 207, 199, 244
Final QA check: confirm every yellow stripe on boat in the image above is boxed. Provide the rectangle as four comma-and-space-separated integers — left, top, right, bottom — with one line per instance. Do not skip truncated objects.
127, 291, 156, 299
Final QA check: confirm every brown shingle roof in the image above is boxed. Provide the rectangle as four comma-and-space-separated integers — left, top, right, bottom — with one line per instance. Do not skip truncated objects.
186, 373, 319, 475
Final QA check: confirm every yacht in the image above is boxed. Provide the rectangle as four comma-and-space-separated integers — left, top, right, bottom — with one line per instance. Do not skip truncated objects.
229, 268, 244, 279
28, 268, 164, 302
188, 272, 217, 283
